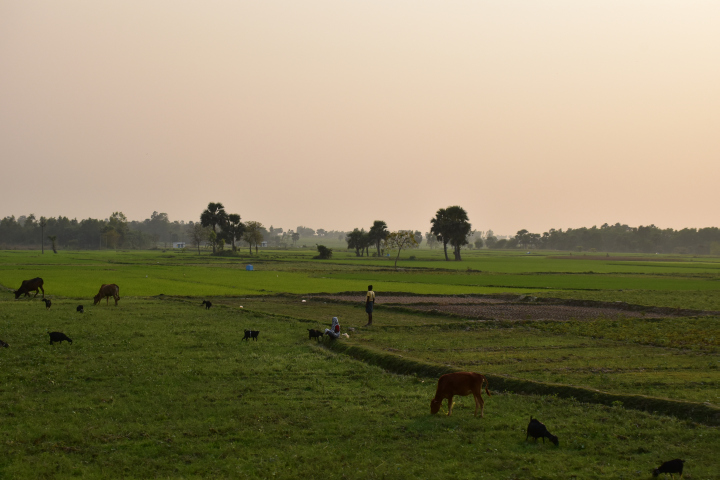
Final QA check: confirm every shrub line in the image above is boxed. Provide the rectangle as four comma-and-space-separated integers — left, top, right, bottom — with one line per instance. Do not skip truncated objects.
323, 341, 720, 426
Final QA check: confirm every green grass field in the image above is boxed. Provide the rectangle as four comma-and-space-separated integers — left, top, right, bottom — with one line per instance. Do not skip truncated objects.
217, 297, 720, 406
2, 249, 720, 308
1, 249, 719, 478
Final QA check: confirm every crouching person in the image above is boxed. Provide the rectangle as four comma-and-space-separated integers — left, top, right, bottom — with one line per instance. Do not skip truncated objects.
324, 317, 341, 339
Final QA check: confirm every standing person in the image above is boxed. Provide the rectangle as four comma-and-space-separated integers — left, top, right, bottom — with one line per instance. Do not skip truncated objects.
365, 285, 375, 326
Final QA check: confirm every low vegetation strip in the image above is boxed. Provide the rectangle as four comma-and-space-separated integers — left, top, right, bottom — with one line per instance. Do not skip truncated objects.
323, 341, 720, 426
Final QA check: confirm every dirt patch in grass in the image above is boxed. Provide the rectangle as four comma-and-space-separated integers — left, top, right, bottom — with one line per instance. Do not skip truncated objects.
313, 294, 713, 321
312, 294, 508, 305
404, 303, 668, 321
549, 255, 686, 262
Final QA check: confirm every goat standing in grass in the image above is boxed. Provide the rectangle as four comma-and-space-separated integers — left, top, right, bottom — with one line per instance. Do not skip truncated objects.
243, 330, 259, 341
653, 459, 684, 479
48, 332, 72, 345
307, 329, 324, 341
526, 417, 559, 446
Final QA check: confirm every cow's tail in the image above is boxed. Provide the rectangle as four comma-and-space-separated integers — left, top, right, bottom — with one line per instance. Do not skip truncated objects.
482, 375, 492, 397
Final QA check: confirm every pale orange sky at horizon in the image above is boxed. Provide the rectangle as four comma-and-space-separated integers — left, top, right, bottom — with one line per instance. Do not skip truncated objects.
1, 1, 718, 236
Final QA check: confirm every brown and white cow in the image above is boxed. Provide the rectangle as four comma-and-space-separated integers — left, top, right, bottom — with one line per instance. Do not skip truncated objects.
430, 372, 492, 417
94, 284, 120, 306
14, 277, 45, 299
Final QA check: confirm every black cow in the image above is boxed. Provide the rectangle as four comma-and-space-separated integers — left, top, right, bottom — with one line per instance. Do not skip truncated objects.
201, 300, 212, 310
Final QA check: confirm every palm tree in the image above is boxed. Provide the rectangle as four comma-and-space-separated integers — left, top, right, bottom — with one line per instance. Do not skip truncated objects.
445, 206, 472, 261
223, 213, 245, 251
431, 206, 471, 261
39, 216, 47, 254
430, 208, 450, 260
368, 220, 389, 256
48, 235, 58, 253
200, 202, 228, 254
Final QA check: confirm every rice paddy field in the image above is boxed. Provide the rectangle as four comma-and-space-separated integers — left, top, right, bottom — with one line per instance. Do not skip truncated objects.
0, 249, 718, 478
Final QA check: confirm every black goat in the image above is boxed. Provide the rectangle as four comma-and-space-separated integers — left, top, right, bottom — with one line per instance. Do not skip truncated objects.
42, 298, 52, 310
307, 329, 324, 341
243, 330, 259, 341
653, 459, 685, 478
77, 305, 84, 313
0, 339, 8, 348
201, 300, 212, 310
48, 332, 72, 345
526, 417, 559, 446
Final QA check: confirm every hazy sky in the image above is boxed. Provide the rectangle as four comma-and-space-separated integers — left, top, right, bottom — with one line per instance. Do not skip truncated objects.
2, 1, 718, 236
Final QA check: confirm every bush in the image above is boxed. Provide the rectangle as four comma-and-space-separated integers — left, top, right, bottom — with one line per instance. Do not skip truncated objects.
214, 249, 241, 257
314, 245, 333, 259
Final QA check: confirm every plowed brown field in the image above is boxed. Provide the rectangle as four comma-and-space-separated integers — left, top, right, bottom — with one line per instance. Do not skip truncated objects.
314, 294, 675, 321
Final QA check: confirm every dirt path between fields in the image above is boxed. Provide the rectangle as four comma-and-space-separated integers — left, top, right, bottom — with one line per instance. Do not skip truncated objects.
312, 294, 718, 321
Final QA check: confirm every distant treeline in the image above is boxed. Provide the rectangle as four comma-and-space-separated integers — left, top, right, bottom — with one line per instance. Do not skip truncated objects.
2, 212, 718, 255
0, 212, 193, 250
494, 224, 720, 255
0, 211, 347, 251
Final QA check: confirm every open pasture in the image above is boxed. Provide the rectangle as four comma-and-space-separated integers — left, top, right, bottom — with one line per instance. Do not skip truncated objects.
323, 249, 720, 274
1, 249, 719, 477
323, 270, 720, 293
219, 296, 720, 407
1, 297, 718, 479
2, 249, 720, 309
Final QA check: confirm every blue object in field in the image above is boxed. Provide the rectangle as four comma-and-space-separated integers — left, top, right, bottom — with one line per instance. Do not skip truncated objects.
246, 265, 254, 271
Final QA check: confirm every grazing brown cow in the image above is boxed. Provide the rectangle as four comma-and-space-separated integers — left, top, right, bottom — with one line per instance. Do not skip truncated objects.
430, 372, 491, 417
94, 284, 120, 306
14, 277, 45, 299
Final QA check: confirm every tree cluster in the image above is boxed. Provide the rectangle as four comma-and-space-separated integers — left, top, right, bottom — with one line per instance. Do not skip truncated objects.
346, 221, 390, 257
198, 202, 269, 255
430, 206, 472, 261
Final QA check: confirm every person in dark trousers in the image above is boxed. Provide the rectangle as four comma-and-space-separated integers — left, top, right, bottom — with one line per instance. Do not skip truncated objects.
365, 285, 375, 326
